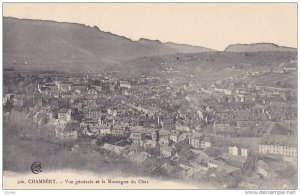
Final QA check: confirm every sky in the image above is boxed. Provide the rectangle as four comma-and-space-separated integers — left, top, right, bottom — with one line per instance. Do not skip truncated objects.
3, 3, 297, 51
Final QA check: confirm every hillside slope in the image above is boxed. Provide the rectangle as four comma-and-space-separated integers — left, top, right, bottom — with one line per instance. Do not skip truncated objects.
3, 17, 214, 71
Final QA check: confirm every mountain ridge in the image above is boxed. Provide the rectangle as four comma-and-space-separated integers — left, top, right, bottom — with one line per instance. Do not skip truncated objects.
3, 17, 297, 73
3, 17, 214, 61
224, 43, 296, 52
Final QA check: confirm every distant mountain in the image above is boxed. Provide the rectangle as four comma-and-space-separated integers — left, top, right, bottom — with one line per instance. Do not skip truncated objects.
164, 42, 214, 53
224, 43, 296, 52
138, 39, 214, 53
3, 17, 214, 71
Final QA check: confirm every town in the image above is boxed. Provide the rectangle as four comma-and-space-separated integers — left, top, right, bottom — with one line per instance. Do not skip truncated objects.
3, 56, 297, 189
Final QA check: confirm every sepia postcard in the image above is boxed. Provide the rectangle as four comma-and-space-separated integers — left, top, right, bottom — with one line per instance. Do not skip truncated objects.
2, 2, 298, 191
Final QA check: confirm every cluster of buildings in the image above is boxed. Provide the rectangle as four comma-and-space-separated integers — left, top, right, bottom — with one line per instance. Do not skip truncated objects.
3, 66, 297, 189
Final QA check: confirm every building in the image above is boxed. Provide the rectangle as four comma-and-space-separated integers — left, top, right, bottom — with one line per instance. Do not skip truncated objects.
161, 117, 176, 130
58, 109, 71, 124
102, 143, 125, 155
213, 122, 237, 138
120, 81, 131, 89
71, 83, 86, 91
160, 146, 175, 158
129, 131, 145, 147
83, 107, 101, 120
126, 151, 152, 165
97, 124, 111, 135
111, 128, 127, 137
259, 135, 297, 161
170, 132, 180, 143
200, 137, 212, 149
55, 122, 79, 141
229, 145, 249, 157
158, 130, 171, 141
188, 133, 204, 149
221, 153, 248, 168
83, 99, 96, 107
144, 140, 157, 149
256, 160, 278, 179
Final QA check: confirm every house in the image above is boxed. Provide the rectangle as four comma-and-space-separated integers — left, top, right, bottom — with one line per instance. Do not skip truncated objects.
229, 146, 239, 156
128, 144, 144, 153
160, 146, 176, 158
175, 142, 193, 160
107, 108, 117, 116
109, 84, 115, 91
126, 151, 152, 165
90, 127, 100, 135
119, 81, 131, 89
256, 160, 278, 179
213, 122, 232, 132
58, 109, 71, 124
144, 140, 157, 149
213, 126, 237, 138
197, 110, 204, 120
229, 145, 249, 157
221, 153, 248, 168
97, 124, 111, 135
143, 129, 158, 141
216, 164, 241, 176
111, 128, 127, 137
169, 132, 180, 143
193, 149, 212, 166
188, 133, 204, 149
83, 107, 101, 120
129, 131, 145, 147
158, 138, 169, 146
38, 86, 51, 95
55, 122, 79, 141
101, 143, 125, 155
59, 83, 72, 92
200, 137, 212, 149
160, 163, 176, 175
84, 118, 98, 127
122, 89, 130, 96
175, 122, 190, 131
13, 98, 24, 108
45, 83, 58, 92
70, 83, 86, 91
88, 87, 98, 95
158, 130, 171, 141
178, 132, 189, 142
161, 117, 176, 130
83, 99, 96, 107
207, 159, 226, 168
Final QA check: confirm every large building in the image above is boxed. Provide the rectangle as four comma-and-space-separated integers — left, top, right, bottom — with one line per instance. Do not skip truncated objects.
259, 135, 297, 162
83, 107, 101, 120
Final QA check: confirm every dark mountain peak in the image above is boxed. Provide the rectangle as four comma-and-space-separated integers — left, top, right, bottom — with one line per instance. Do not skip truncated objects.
93, 25, 101, 31
138, 38, 162, 44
